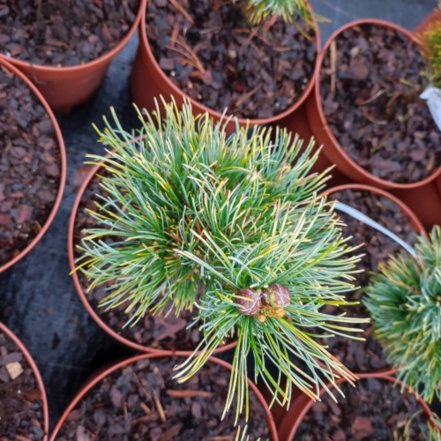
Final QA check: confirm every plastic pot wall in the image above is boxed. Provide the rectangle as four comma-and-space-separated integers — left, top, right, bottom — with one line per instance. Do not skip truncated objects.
130, 1, 320, 131
0, 0, 146, 112
49, 352, 279, 441
68, 162, 236, 355
0, 58, 66, 273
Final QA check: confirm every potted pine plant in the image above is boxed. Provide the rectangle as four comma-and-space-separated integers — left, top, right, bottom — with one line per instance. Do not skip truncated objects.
70, 97, 367, 427
131, 0, 320, 129
0, 0, 146, 111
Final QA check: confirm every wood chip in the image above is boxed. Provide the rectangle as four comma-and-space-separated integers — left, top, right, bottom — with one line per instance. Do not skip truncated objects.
6, 361, 23, 380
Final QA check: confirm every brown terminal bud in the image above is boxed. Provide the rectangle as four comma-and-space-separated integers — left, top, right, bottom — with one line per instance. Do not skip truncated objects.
266, 284, 290, 307
236, 288, 262, 316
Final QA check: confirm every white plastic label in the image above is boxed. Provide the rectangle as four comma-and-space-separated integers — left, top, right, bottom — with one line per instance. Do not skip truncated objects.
420, 85, 441, 131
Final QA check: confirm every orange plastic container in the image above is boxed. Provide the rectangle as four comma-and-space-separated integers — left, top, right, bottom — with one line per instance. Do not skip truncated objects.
0, 0, 146, 112
130, 1, 320, 131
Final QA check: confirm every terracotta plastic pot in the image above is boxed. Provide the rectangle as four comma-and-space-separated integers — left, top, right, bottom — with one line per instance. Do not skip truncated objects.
49, 352, 279, 441
278, 373, 436, 441
0, 321, 49, 441
130, 2, 320, 131
68, 163, 236, 354
305, 19, 441, 191
278, 105, 350, 188
391, 180, 441, 231
0, 0, 146, 112
319, 184, 425, 376
0, 58, 66, 273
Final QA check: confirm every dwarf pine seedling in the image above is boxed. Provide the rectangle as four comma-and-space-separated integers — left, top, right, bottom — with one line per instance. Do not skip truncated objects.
239, 0, 313, 25
365, 226, 441, 403
77, 99, 365, 419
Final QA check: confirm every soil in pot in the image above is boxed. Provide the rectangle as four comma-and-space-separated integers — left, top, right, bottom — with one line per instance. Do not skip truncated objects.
320, 23, 441, 183
295, 378, 429, 440
321, 189, 417, 373
55, 356, 271, 440
0, 331, 45, 440
74, 172, 225, 351
0, 0, 139, 66
146, 0, 316, 119
0, 66, 61, 267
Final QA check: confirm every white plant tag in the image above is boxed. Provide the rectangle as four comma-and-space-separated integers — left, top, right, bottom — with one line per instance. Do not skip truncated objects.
420, 85, 441, 131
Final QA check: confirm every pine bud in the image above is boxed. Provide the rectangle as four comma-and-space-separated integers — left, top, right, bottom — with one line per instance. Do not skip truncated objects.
236, 288, 262, 316
265, 284, 290, 307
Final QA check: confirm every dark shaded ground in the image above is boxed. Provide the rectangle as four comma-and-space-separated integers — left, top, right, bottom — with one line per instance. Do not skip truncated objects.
0, 0, 438, 429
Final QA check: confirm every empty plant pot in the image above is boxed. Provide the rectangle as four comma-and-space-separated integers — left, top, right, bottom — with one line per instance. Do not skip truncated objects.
0, 58, 66, 273
49, 353, 279, 440
68, 163, 236, 354
278, 374, 437, 441
0, 0, 146, 112
0, 321, 49, 441
305, 19, 441, 191
130, 1, 320, 130
320, 184, 424, 376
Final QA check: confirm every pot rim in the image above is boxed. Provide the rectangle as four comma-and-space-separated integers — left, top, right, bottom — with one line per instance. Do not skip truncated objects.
279, 373, 435, 441
325, 183, 426, 235
0, 0, 147, 73
0, 321, 49, 441
314, 18, 441, 189
49, 352, 279, 441
139, 0, 321, 125
67, 162, 237, 354
0, 57, 67, 273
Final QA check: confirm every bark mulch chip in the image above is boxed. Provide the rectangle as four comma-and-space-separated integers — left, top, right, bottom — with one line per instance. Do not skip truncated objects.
0, 0, 139, 66
0, 331, 45, 440
0, 66, 61, 267
295, 379, 428, 441
320, 24, 441, 183
55, 356, 271, 440
147, 0, 316, 119
321, 190, 417, 373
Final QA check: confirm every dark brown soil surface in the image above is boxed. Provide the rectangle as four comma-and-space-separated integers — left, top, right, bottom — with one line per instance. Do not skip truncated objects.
0, 0, 139, 66
55, 356, 271, 440
73, 172, 213, 351
147, 0, 316, 119
320, 23, 441, 183
0, 331, 45, 440
0, 66, 61, 267
320, 189, 417, 373
295, 379, 428, 441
